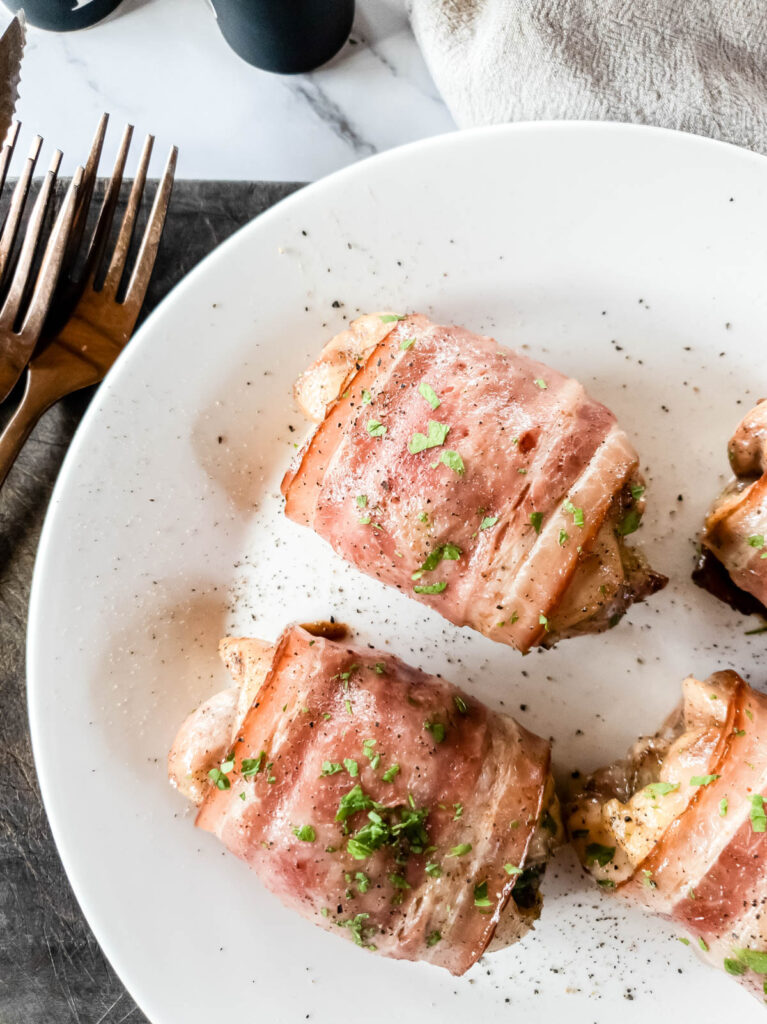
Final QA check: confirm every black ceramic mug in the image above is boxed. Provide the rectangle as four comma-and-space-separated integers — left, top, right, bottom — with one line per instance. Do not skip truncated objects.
1, 0, 124, 31
209, 0, 355, 74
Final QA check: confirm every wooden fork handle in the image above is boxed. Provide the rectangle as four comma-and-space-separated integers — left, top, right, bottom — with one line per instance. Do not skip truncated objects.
0, 371, 57, 489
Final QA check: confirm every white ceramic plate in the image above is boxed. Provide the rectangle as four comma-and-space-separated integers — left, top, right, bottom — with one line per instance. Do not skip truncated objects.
28, 123, 767, 1023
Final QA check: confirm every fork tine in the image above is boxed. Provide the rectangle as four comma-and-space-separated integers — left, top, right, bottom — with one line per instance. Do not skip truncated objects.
20, 166, 84, 341
101, 132, 153, 297
0, 149, 62, 327
0, 134, 42, 285
123, 145, 177, 316
0, 121, 20, 199
82, 122, 133, 284
61, 112, 108, 277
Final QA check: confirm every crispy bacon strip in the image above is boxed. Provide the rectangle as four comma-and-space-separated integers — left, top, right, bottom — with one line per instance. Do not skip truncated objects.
283, 314, 665, 652
172, 625, 559, 974
697, 399, 767, 612
567, 671, 767, 998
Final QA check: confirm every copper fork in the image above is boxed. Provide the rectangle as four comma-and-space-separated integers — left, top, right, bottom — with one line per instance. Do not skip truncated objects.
0, 128, 84, 402
0, 126, 177, 488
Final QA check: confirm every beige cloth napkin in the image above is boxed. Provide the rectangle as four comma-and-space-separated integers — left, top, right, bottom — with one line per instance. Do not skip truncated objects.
409, 0, 767, 150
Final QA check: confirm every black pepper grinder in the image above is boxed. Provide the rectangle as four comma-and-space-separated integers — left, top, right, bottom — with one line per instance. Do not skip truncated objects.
1, 0, 124, 31
209, 0, 355, 74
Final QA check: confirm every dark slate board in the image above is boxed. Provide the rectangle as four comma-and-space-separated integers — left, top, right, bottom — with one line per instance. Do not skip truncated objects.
0, 180, 302, 1024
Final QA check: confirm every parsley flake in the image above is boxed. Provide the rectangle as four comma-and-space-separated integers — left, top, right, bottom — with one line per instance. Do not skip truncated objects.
336, 784, 373, 822
380, 314, 405, 323
414, 581, 447, 594
529, 511, 543, 534
437, 449, 465, 474
425, 862, 442, 877
539, 613, 550, 632
724, 958, 748, 976
242, 754, 264, 777
366, 419, 387, 438
480, 515, 498, 531
733, 948, 767, 973
418, 382, 441, 409
424, 720, 446, 743
361, 389, 372, 405
719, 797, 728, 816
504, 864, 522, 875
399, 336, 415, 350
208, 768, 231, 790
690, 774, 720, 786
292, 824, 316, 842
356, 495, 368, 507
644, 782, 680, 798
320, 761, 344, 777
344, 758, 359, 777
585, 843, 615, 867
447, 843, 472, 857
630, 483, 645, 500
473, 881, 492, 907
558, 529, 569, 546
563, 499, 585, 527
408, 420, 450, 454
750, 793, 766, 832
382, 764, 400, 782
616, 508, 642, 536
534, 378, 547, 389
426, 930, 442, 946
454, 695, 468, 714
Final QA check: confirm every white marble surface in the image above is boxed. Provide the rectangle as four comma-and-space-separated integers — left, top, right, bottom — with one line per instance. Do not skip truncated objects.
7, 0, 455, 181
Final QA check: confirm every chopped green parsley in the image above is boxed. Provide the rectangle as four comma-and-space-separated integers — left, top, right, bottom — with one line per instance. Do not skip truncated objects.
408, 420, 449, 454
447, 843, 472, 857
690, 774, 720, 786
292, 824, 316, 842
414, 581, 447, 594
382, 764, 400, 783
473, 881, 492, 907
563, 499, 585, 527
529, 511, 543, 534
437, 449, 465, 474
366, 419, 387, 438
418, 382, 440, 409
585, 842, 615, 867
320, 761, 344, 777
344, 758, 359, 777
380, 314, 405, 323
644, 782, 680, 798
426, 930, 442, 946
424, 720, 446, 743
399, 336, 415, 350
750, 793, 766, 833
479, 515, 498, 531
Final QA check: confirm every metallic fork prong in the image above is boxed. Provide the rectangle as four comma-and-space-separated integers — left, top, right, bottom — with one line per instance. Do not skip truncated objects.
0, 134, 42, 286
20, 167, 84, 342
0, 121, 20, 201
61, 113, 108, 278
102, 132, 153, 297
83, 122, 133, 284
124, 145, 177, 313
0, 149, 62, 328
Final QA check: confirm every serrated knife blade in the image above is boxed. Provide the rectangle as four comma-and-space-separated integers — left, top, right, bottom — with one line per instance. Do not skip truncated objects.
0, 12, 24, 146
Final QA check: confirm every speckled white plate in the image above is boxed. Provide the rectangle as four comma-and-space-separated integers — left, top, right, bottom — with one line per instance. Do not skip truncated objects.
27, 123, 767, 1023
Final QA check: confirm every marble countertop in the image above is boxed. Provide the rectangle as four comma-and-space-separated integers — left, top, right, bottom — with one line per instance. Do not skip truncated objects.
11, 0, 455, 180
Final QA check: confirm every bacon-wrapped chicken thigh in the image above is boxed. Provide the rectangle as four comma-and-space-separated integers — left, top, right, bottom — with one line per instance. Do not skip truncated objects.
169, 624, 561, 974
695, 399, 767, 614
567, 671, 767, 998
282, 314, 666, 653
